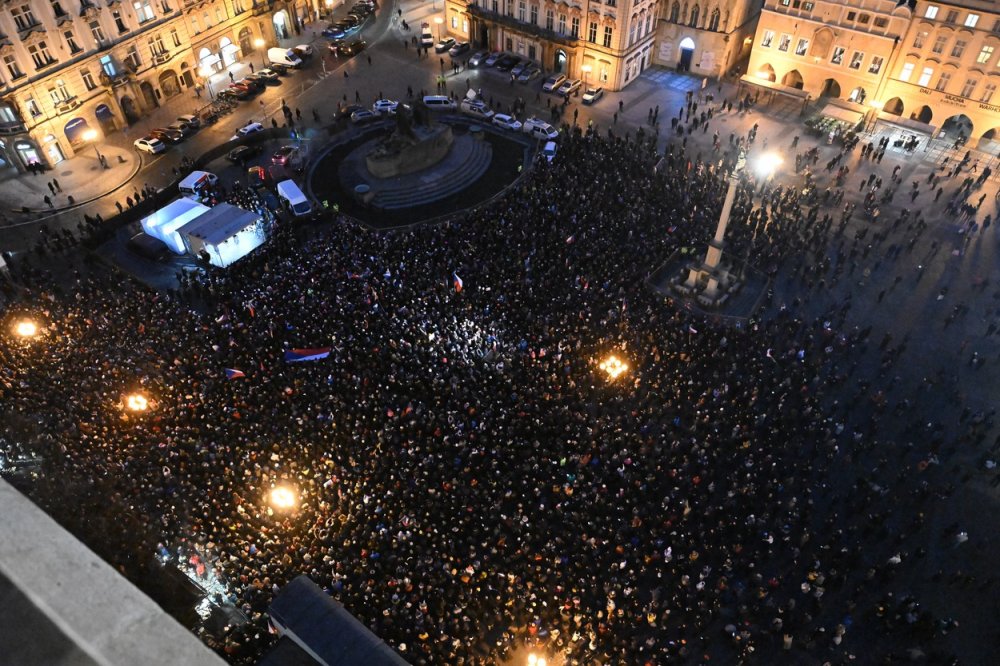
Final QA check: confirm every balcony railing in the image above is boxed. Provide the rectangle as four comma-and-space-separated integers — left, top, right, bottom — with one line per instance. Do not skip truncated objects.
0, 120, 27, 135
466, 4, 579, 46
54, 95, 81, 112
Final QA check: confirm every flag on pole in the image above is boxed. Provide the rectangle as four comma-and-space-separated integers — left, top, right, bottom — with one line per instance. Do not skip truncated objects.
224, 368, 246, 379
284, 347, 332, 363
453, 272, 463, 293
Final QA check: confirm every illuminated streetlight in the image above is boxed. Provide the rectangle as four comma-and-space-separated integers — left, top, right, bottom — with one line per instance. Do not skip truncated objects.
254, 38, 266, 67
14, 319, 38, 338
754, 152, 782, 179
581, 64, 592, 90
867, 100, 883, 134
527, 655, 547, 666
198, 65, 215, 100
82, 128, 104, 163
126, 393, 149, 411
599, 355, 628, 380
434, 16, 444, 42
270, 485, 298, 511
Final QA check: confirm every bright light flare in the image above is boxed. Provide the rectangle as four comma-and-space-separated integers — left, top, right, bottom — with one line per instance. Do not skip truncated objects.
14, 320, 38, 338
270, 485, 298, 510
527, 655, 547, 666
599, 355, 629, 380
754, 152, 782, 178
126, 393, 149, 411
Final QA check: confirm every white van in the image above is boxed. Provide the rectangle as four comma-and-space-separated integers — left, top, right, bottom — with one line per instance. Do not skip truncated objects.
422, 95, 457, 111
276, 179, 312, 217
420, 23, 434, 48
268, 47, 303, 68
178, 170, 218, 198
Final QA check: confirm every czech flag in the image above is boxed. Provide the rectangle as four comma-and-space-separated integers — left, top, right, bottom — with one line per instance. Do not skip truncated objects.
284, 347, 332, 363
224, 368, 246, 379
453, 272, 463, 293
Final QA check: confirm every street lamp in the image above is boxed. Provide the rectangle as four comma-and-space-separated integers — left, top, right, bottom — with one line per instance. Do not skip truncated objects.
82, 128, 103, 163
254, 38, 266, 68
527, 655, 547, 666
867, 100, 883, 134
126, 393, 149, 411
599, 355, 628, 380
269, 485, 298, 511
13, 319, 38, 338
198, 65, 215, 100
581, 64, 591, 89
434, 16, 444, 42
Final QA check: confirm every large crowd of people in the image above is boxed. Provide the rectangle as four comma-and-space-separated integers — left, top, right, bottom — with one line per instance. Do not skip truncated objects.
1, 125, 988, 666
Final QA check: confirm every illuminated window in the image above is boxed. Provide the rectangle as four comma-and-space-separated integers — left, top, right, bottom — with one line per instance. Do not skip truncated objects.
917, 66, 933, 87
978, 45, 994, 64
924, 5, 938, 20
965, 13, 979, 28
899, 62, 915, 81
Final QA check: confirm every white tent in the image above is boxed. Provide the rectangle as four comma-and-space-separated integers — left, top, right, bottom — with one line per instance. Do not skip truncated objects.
140, 198, 210, 254
179, 202, 266, 268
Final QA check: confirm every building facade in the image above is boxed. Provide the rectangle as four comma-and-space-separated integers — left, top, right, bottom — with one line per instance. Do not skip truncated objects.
450, 0, 659, 91
0, 0, 293, 173
653, 0, 762, 79
745, 0, 911, 105
881, 0, 1000, 146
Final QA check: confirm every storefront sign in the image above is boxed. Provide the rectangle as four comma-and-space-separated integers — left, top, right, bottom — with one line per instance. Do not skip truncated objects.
979, 102, 1000, 114
942, 94, 967, 107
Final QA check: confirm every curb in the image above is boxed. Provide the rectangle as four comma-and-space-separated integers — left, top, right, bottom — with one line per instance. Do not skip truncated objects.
8, 148, 143, 218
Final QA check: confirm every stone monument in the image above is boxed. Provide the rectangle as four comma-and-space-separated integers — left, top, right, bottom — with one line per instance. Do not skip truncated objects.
365, 101, 454, 178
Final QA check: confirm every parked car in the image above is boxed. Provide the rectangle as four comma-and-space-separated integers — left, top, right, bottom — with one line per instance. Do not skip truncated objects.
542, 74, 567, 92
495, 55, 519, 71
235, 77, 264, 93
271, 145, 302, 167
268, 62, 290, 75
149, 127, 184, 144
492, 113, 522, 131
227, 145, 262, 164
293, 44, 314, 58
521, 117, 559, 140
176, 114, 201, 129
468, 51, 488, 66
231, 122, 265, 141
322, 25, 347, 39
350, 109, 378, 124
372, 98, 400, 115
582, 87, 604, 105
224, 85, 254, 100
435, 37, 456, 53
511, 61, 529, 77
167, 121, 196, 137
216, 89, 244, 102
460, 99, 494, 120
247, 165, 271, 189
484, 51, 503, 67
557, 78, 582, 97
540, 140, 558, 163
243, 73, 271, 88
336, 104, 366, 121
134, 136, 166, 154
449, 41, 470, 57
517, 66, 541, 83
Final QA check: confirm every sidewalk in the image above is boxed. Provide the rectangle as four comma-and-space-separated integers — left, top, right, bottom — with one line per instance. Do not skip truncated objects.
0, 62, 247, 220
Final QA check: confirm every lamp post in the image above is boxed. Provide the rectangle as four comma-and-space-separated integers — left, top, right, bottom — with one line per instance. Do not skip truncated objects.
254, 38, 266, 68
81, 128, 103, 163
198, 65, 215, 100
867, 100, 883, 134
581, 64, 591, 90
683, 150, 781, 301
434, 16, 444, 41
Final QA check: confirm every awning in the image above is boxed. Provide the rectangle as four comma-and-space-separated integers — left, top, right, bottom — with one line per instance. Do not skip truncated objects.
739, 74, 811, 101
819, 104, 863, 124
199, 53, 221, 67
875, 112, 936, 136
221, 43, 240, 56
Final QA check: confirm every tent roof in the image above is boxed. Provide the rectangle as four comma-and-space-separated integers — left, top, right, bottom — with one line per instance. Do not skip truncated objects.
178, 203, 260, 245
142, 198, 210, 233
269, 576, 409, 666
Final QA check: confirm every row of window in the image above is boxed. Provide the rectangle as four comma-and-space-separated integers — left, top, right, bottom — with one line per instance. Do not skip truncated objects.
20, 53, 121, 120
8, 0, 158, 34
627, 12, 653, 47
899, 62, 997, 102
777, 1, 892, 30
506, 0, 616, 46
912, 31, 1000, 67
666, 4, 722, 32
923, 4, 983, 29
2, 26, 181, 84
760, 30, 885, 74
